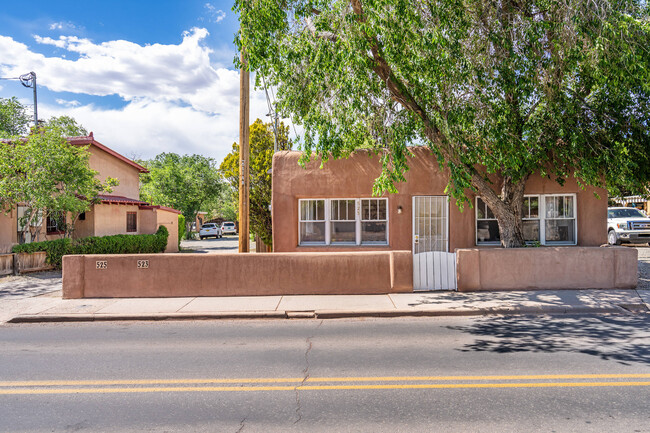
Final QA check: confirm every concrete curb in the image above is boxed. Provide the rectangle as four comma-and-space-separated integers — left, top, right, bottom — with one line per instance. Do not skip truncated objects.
7, 305, 642, 323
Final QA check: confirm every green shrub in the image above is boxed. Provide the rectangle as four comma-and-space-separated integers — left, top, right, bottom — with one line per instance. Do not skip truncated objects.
178, 214, 185, 248
12, 226, 169, 269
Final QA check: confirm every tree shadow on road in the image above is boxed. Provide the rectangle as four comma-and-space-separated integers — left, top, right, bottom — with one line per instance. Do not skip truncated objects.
447, 314, 650, 366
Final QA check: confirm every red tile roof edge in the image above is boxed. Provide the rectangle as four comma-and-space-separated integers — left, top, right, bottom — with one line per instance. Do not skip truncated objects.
2, 133, 149, 174
67, 133, 149, 173
97, 194, 148, 205
138, 205, 183, 215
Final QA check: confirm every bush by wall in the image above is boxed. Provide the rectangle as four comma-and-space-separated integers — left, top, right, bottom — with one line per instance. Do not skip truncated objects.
178, 214, 185, 248
12, 226, 169, 269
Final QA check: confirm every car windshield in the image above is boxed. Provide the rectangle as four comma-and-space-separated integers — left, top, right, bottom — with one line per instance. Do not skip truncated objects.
223, 223, 234, 227
608, 209, 646, 219
203, 224, 216, 228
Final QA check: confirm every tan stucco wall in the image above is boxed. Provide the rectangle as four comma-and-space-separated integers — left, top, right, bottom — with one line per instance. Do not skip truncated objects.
62, 251, 413, 298
88, 146, 141, 200
73, 208, 96, 239
0, 210, 17, 253
140, 208, 179, 253
93, 204, 140, 236
456, 246, 637, 291
272, 147, 607, 252
157, 210, 179, 253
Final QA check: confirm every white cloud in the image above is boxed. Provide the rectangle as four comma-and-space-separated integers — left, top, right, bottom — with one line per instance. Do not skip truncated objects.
40, 98, 270, 164
204, 4, 226, 23
55, 98, 80, 107
0, 29, 240, 113
0, 30, 290, 164
49, 21, 81, 31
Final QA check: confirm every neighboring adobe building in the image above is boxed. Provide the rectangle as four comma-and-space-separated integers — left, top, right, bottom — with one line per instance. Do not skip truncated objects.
0, 133, 180, 253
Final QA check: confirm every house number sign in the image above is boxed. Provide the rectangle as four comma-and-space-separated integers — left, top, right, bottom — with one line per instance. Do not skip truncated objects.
96, 260, 108, 269
137, 260, 149, 269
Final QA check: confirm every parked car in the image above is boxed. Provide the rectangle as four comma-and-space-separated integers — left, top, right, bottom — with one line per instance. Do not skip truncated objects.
199, 223, 222, 240
607, 207, 650, 245
221, 221, 237, 235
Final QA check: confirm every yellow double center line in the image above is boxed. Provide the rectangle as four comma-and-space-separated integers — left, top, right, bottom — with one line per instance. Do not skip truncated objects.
1, 374, 649, 395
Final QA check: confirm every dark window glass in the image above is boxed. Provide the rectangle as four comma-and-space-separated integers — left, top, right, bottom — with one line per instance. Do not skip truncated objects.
127, 212, 137, 233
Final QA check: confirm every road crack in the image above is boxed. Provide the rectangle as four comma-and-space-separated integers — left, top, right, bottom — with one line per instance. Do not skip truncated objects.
294, 320, 322, 424
235, 416, 247, 433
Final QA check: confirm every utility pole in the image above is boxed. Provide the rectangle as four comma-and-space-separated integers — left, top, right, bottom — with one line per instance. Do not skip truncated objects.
19, 72, 37, 126
273, 107, 279, 152
238, 50, 250, 253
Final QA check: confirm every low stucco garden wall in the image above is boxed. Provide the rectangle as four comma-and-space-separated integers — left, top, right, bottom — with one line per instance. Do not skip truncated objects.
456, 246, 637, 291
62, 251, 413, 298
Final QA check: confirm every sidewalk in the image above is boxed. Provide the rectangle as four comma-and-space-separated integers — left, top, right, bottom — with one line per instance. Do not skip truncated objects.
2, 285, 649, 323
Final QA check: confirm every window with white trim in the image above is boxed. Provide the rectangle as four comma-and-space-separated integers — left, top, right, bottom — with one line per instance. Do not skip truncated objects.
299, 198, 389, 246
361, 198, 388, 244
476, 194, 576, 245
544, 195, 576, 244
299, 199, 326, 244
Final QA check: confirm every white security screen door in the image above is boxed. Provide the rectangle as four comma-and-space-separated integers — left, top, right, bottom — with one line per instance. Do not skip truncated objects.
412, 196, 457, 291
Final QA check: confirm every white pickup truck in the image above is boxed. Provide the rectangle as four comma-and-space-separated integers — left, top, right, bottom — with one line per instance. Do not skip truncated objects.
607, 207, 650, 245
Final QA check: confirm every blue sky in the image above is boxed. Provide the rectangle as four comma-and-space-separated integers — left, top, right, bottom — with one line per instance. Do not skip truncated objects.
0, 1, 271, 163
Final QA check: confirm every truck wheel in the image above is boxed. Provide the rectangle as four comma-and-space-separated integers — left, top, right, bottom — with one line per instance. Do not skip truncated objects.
608, 230, 620, 246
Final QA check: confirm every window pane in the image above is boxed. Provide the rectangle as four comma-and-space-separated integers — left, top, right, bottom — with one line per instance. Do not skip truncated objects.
485, 202, 495, 219
477, 220, 500, 243
300, 222, 325, 243
362, 200, 370, 220
347, 200, 356, 220
529, 197, 539, 218
523, 220, 540, 241
361, 221, 387, 243
316, 200, 324, 220
331, 200, 339, 220
476, 198, 486, 219
545, 219, 576, 243
545, 196, 557, 218
331, 222, 356, 243
377, 199, 387, 220
369, 200, 377, 220
300, 201, 308, 220
564, 196, 574, 218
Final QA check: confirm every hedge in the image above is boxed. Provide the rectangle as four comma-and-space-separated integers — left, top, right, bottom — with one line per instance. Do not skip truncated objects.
12, 226, 169, 269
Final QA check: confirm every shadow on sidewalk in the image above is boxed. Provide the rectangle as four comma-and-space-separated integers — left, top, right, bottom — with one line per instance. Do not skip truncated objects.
448, 314, 650, 366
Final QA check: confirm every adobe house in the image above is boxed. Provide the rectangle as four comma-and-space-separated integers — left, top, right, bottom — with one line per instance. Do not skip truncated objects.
0, 133, 180, 253
272, 147, 633, 291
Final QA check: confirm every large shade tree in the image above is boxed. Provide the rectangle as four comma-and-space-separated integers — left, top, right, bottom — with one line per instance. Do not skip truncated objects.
139, 153, 224, 239
236, 0, 650, 247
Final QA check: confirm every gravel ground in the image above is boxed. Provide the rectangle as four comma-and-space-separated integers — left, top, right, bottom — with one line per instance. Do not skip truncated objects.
635, 246, 650, 290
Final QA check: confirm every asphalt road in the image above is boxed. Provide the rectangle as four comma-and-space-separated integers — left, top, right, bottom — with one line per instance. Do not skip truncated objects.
180, 235, 253, 253
1, 315, 649, 432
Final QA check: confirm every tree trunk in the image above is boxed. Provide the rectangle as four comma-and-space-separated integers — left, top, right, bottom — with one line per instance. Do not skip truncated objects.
471, 173, 529, 248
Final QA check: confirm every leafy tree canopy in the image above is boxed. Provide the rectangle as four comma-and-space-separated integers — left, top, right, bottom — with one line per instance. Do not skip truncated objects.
236, 0, 650, 247
139, 153, 224, 239
0, 97, 30, 138
0, 124, 117, 241
45, 115, 88, 137
220, 118, 292, 246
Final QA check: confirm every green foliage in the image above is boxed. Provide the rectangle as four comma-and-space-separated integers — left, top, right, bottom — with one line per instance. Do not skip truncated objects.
44, 116, 88, 136
219, 119, 291, 245
0, 124, 117, 241
178, 214, 186, 248
0, 97, 30, 138
236, 0, 650, 247
139, 153, 223, 240
12, 226, 169, 269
